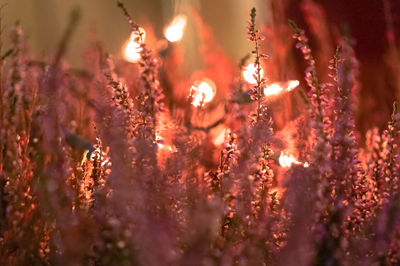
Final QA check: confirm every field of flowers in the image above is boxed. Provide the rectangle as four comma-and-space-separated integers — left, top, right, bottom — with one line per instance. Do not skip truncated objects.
1, 1, 400, 265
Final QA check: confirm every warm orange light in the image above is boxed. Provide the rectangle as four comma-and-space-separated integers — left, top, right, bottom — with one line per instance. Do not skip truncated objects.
82, 147, 111, 169
243, 63, 264, 85
264, 80, 300, 97
279, 151, 308, 168
157, 143, 176, 152
269, 187, 284, 200
190, 78, 216, 107
123, 28, 146, 63
287, 80, 300, 91
264, 83, 283, 96
279, 152, 300, 168
156, 134, 165, 150
164, 15, 187, 43
156, 135, 176, 152
214, 128, 228, 146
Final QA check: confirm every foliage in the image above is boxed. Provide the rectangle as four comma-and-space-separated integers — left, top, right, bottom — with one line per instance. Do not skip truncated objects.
1, 3, 400, 266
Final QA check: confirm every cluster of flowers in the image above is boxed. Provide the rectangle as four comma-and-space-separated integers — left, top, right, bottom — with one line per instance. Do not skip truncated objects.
1, 3, 400, 265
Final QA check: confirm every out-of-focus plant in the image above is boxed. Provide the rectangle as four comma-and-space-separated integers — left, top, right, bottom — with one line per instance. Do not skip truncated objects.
1, 2, 400, 266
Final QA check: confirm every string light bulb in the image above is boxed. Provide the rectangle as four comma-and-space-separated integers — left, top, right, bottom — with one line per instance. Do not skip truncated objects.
243, 63, 264, 85
190, 78, 216, 107
164, 14, 187, 43
264, 80, 300, 97
123, 27, 146, 63
279, 151, 309, 168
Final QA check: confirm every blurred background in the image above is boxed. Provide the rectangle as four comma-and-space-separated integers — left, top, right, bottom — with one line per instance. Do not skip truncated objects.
3, 0, 263, 68
3, 0, 400, 135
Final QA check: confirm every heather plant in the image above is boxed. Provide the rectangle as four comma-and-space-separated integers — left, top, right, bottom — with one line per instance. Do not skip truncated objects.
1, 2, 400, 266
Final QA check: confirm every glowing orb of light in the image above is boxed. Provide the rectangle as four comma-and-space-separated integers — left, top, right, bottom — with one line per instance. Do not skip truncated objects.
243, 63, 264, 85
164, 15, 187, 43
190, 78, 216, 107
279, 151, 301, 168
214, 128, 228, 146
279, 151, 309, 168
264, 83, 284, 96
286, 80, 300, 91
264, 80, 300, 97
123, 27, 146, 63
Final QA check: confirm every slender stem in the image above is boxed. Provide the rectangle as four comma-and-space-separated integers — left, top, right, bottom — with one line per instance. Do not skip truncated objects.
254, 35, 262, 121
